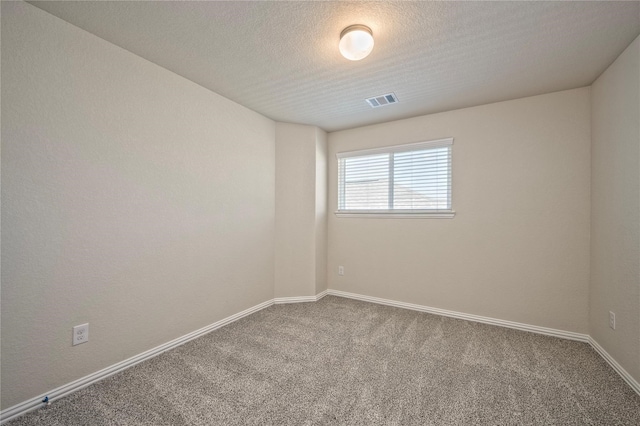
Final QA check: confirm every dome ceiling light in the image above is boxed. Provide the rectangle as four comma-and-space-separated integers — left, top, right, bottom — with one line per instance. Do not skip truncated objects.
339, 24, 374, 61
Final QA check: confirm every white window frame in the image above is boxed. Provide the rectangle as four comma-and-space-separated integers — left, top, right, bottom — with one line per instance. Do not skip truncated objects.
335, 138, 455, 218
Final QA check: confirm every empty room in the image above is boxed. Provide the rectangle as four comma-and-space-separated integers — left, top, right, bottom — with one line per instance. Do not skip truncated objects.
1, 1, 639, 424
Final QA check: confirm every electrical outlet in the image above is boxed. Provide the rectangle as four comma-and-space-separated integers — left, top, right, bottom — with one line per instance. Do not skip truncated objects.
609, 311, 616, 330
338, 266, 344, 276
73, 323, 89, 346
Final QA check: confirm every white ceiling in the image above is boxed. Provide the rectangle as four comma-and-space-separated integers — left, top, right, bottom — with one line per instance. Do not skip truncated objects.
29, 1, 640, 132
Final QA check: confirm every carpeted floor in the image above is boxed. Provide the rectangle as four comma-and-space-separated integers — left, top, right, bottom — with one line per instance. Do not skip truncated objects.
6, 296, 640, 425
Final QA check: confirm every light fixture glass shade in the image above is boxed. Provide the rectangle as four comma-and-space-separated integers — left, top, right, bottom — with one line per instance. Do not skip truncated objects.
339, 25, 374, 61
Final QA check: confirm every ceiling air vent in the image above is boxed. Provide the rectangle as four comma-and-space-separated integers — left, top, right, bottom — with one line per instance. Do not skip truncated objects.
366, 93, 398, 108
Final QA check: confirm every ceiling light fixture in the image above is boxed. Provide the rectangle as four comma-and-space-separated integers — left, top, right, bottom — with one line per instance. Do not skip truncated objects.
339, 24, 374, 61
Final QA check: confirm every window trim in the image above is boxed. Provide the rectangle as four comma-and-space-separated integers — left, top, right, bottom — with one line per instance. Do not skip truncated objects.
335, 137, 453, 159
334, 211, 455, 219
335, 138, 455, 218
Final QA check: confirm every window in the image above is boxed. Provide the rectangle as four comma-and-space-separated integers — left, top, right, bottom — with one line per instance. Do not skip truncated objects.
336, 138, 454, 218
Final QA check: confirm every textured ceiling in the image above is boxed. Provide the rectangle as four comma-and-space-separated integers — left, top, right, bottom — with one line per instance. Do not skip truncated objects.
29, 1, 640, 132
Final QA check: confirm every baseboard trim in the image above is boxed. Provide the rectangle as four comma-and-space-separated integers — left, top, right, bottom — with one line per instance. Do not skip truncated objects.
274, 290, 328, 305
274, 296, 316, 304
0, 299, 275, 424
316, 289, 328, 300
589, 337, 640, 395
327, 290, 589, 342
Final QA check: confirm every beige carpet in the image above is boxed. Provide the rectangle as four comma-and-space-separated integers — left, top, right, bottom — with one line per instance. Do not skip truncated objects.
7, 296, 640, 425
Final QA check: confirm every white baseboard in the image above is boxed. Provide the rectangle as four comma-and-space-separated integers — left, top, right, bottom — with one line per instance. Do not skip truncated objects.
274, 290, 328, 304
589, 337, 640, 395
316, 289, 328, 300
0, 299, 275, 424
327, 289, 589, 342
274, 296, 316, 304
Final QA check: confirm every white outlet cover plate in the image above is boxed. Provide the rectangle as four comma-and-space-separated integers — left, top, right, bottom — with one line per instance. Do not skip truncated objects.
609, 312, 615, 330
73, 323, 89, 346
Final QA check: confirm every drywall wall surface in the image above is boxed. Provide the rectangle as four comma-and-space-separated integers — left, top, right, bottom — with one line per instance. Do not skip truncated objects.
590, 35, 640, 383
275, 123, 317, 298
274, 123, 327, 298
1, 1, 275, 409
315, 128, 328, 294
328, 88, 591, 334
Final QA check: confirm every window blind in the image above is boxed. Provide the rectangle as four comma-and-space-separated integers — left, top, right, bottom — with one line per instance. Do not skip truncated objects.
337, 138, 453, 214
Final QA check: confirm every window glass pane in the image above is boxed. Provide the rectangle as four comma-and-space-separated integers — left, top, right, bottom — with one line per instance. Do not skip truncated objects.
393, 147, 450, 210
341, 153, 389, 210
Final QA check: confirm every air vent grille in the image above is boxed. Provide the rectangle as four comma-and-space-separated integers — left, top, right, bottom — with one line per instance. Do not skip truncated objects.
366, 93, 398, 108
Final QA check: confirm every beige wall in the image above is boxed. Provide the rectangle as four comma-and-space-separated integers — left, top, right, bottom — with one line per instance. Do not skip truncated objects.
328, 88, 592, 333
1, 2, 275, 409
590, 35, 640, 383
275, 123, 317, 298
315, 129, 328, 295
274, 123, 327, 298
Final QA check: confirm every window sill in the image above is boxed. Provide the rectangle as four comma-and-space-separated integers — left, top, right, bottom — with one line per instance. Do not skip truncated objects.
334, 210, 456, 219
